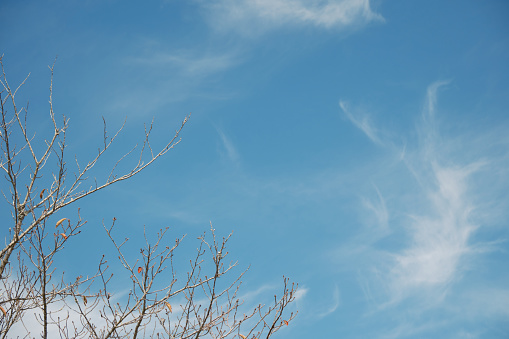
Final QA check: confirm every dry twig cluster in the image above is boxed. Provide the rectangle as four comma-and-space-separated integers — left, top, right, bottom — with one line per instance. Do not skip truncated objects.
0, 56, 297, 338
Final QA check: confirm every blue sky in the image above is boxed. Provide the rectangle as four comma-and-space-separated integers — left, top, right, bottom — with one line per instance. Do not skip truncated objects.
1, 0, 509, 338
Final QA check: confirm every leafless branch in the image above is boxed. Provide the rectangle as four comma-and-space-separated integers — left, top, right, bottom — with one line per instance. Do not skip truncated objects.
0, 57, 297, 338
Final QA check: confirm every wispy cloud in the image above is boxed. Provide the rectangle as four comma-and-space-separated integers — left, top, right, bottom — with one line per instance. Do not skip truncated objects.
203, 0, 384, 35
343, 82, 483, 301
339, 81, 509, 335
425, 80, 450, 119
390, 164, 481, 291
339, 100, 384, 145
126, 50, 240, 77
362, 184, 389, 232
216, 127, 240, 165
103, 48, 240, 115
9, 297, 106, 338
294, 286, 309, 302
388, 82, 480, 298
317, 284, 340, 318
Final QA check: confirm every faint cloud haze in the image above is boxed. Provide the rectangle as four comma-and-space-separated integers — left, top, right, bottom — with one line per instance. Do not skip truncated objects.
126, 50, 240, 77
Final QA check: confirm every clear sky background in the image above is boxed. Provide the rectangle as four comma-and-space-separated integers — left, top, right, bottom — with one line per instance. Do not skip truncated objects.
1, 0, 509, 338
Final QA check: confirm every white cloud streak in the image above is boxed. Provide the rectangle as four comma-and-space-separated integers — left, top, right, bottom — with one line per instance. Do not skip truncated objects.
204, 0, 384, 35
317, 284, 340, 318
216, 127, 240, 165
294, 286, 309, 302
425, 80, 450, 119
339, 100, 384, 145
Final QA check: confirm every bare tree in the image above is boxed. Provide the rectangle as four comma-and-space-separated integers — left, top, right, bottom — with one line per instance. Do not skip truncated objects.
0, 56, 297, 338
